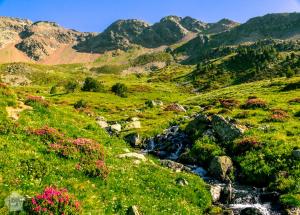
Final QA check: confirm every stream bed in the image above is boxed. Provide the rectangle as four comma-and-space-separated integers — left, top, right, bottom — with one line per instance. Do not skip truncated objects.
142, 126, 283, 215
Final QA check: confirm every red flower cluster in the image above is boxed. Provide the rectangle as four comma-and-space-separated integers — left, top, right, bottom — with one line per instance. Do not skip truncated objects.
49, 138, 108, 179
29, 186, 81, 214
270, 109, 289, 122
29, 126, 63, 143
243, 98, 267, 109
234, 137, 262, 154
25, 95, 49, 107
219, 98, 239, 109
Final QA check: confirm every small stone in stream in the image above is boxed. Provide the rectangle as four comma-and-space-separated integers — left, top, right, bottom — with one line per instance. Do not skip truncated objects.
292, 149, 300, 160
176, 178, 188, 186
164, 103, 186, 112
223, 209, 234, 215
127, 205, 141, 215
240, 207, 263, 215
125, 133, 141, 147
160, 160, 191, 172
221, 183, 233, 204
110, 123, 122, 132
208, 156, 233, 181
210, 185, 222, 203
117, 153, 146, 161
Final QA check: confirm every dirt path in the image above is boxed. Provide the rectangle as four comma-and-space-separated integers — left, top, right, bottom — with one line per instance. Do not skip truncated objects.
6, 101, 32, 120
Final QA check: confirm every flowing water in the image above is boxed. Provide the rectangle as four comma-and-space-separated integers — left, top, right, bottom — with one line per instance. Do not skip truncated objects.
144, 126, 283, 215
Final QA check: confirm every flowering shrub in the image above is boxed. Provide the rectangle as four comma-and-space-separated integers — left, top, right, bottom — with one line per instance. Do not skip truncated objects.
243, 98, 267, 109
29, 126, 63, 143
219, 98, 239, 109
269, 109, 289, 122
233, 137, 262, 154
0, 82, 8, 88
26, 186, 81, 214
289, 98, 300, 104
25, 95, 49, 107
49, 138, 108, 179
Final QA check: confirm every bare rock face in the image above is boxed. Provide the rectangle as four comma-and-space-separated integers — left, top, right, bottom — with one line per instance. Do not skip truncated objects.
16, 21, 88, 60
0, 17, 32, 47
211, 115, 246, 142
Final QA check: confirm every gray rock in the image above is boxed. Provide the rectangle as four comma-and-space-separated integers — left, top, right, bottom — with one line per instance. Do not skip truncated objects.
212, 115, 246, 142
127, 205, 141, 215
292, 149, 300, 160
210, 185, 222, 203
117, 153, 146, 161
110, 123, 122, 132
176, 178, 189, 186
208, 156, 233, 181
126, 121, 141, 129
125, 133, 141, 147
161, 160, 191, 172
240, 207, 263, 215
96, 117, 109, 128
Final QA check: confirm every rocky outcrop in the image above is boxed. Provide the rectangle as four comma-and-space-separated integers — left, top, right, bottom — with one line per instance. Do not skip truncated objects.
208, 156, 233, 181
16, 21, 89, 60
211, 115, 246, 142
210, 185, 222, 203
0, 17, 32, 48
206, 18, 239, 34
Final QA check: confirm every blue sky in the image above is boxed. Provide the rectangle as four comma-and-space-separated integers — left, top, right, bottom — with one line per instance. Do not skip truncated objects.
0, 0, 299, 32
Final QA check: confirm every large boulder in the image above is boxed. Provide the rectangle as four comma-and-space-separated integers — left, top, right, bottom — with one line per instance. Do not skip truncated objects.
208, 156, 233, 181
211, 115, 246, 142
240, 207, 263, 215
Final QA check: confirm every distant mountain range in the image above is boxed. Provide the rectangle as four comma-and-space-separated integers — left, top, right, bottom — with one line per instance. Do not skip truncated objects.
0, 13, 300, 64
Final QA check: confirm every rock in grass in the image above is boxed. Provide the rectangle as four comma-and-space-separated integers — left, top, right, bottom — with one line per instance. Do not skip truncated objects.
117, 153, 146, 161
292, 149, 300, 160
126, 121, 141, 129
96, 116, 109, 128
176, 178, 188, 186
160, 160, 191, 172
110, 123, 122, 132
208, 156, 233, 181
127, 205, 141, 215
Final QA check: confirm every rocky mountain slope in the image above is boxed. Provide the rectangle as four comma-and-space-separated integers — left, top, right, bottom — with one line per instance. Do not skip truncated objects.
175, 13, 300, 63
76, 15, 238, 53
